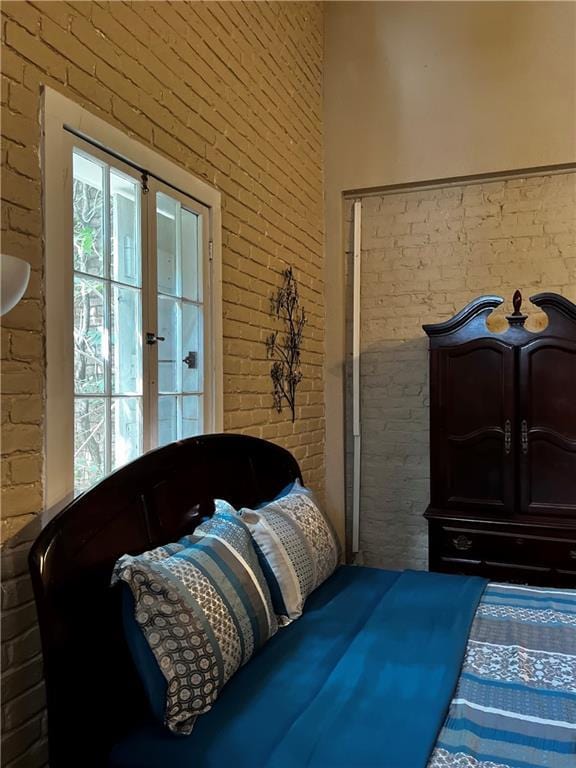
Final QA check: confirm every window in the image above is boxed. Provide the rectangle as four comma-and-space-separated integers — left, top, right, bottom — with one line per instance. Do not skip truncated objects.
44, 88, 222, 513
70, 142, 210, 495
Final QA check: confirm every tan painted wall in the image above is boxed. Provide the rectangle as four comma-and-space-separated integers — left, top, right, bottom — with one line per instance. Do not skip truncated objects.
324, 0, 576, 544
0, 2, 324, 764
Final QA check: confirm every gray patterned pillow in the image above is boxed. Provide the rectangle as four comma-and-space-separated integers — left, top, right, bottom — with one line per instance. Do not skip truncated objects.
113, 503, 278, 735
239, 488, 339, 623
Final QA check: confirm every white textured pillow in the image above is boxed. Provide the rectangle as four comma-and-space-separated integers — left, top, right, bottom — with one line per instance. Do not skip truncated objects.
240, 487, 339, 623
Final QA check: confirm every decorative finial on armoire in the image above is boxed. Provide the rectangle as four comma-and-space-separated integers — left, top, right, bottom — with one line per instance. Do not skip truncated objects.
507, 289, 528, 327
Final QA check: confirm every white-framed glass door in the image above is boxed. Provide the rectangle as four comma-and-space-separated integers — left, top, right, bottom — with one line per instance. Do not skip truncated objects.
70, 137, 211, 495
71, 140, 146, 495
146, 179, 211, 449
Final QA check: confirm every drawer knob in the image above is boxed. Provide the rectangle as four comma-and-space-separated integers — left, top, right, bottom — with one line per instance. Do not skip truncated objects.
452, 535, 473, 552
515, 538, 525, 546
569, 550, 576, 560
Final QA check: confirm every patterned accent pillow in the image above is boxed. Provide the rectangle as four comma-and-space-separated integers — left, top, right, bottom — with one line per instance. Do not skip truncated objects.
239, 488, 340, 623
112, 503, 278, 735
136, 499, 244, 563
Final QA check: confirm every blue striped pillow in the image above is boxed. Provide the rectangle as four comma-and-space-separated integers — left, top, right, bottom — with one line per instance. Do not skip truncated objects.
113, 503, 278, 735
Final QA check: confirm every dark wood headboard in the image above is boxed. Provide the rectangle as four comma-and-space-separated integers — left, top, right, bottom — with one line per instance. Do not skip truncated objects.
29, 433, 301, 768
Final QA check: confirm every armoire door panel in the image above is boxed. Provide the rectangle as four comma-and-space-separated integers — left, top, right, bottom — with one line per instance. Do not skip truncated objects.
519, 340, 576, 517
527, 439, 576, 510
447, 434, 506, 505
445, 346, 508, 434
434, 339, 515, 513
527, 344, 576, 438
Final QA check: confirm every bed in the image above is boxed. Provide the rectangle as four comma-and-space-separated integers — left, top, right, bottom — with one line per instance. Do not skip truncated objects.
29, 434, 576, 768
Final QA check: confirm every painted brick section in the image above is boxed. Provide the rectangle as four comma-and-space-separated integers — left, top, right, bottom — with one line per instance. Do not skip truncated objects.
0, 2, 325, 765
346, 172, 576, 571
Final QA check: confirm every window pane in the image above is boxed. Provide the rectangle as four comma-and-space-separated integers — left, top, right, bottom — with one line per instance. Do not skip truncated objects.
157, 192, 179, 297
158, 296, 180, 393
112, 397, 142, 470
158, 396, 177, 446
74, 275, 106, 395
182, 395, 202, 439
110, 171, 140, 287
111, 285, 142, 395
182, 302, 202, 393
181, 208, 201, 302
73, 152, 104, 277
74, 397, 107, 494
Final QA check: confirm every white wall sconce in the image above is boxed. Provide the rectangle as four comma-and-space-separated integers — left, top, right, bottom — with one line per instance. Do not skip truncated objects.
1, 254, 31, 316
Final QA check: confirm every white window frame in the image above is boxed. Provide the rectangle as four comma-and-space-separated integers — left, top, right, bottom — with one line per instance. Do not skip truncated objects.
43, 87, 223, 520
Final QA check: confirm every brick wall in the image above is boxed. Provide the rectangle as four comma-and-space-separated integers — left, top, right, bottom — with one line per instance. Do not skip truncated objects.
0, 2, 325, 765
346, 172, 576, 570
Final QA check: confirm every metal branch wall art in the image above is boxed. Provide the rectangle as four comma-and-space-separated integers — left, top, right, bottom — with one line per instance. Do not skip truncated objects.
265, 267, 306, 422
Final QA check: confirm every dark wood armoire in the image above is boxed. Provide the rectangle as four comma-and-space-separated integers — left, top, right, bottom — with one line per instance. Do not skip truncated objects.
423, 291, 576, 587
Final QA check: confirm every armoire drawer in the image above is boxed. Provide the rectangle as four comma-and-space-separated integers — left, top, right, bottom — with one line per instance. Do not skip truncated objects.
434, 525, 576, 571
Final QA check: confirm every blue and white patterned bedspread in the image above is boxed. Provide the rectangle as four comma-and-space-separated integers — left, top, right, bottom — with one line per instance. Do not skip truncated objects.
429, 583, 576, 768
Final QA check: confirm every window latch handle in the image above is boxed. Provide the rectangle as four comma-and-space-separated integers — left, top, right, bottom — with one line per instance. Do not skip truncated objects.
183, 351, 197, 369
146, 332, 165, 345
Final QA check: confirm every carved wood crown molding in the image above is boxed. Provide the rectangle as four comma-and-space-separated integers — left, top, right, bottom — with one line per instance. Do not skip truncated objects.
423, 291, 576, 338
530, 292, 576, 323
422, 295, 503, 337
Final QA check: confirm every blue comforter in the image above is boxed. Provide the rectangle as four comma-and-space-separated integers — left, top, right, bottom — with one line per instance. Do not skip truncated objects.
110, 566, 486, 768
